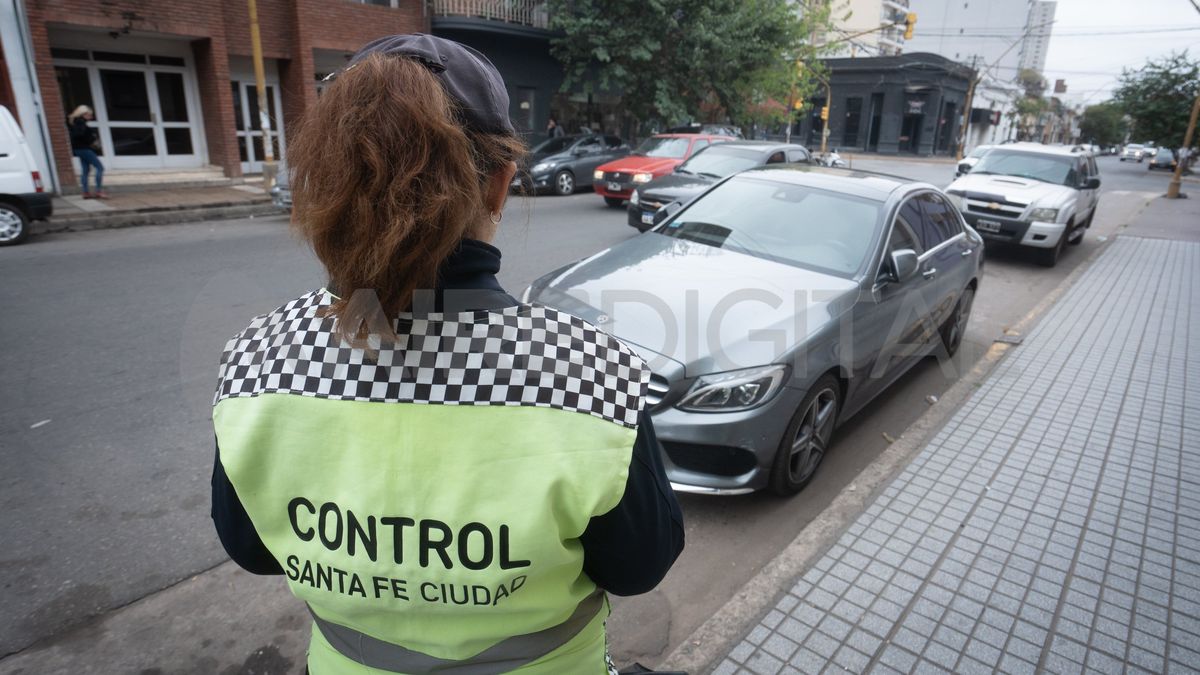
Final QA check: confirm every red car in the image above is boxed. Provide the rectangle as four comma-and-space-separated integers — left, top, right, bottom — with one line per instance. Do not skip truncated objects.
592, 133, 734, 207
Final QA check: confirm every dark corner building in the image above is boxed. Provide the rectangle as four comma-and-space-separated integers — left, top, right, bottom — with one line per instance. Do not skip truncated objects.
431, 2, 626, 142
796, 52, 974, 157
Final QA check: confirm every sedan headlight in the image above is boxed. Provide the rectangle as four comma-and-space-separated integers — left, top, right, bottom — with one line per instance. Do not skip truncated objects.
632, 172, 654, 183
1029, 207, 1059, 222
630, 190, 640, 206
677, 365, 788, 412
593, 169, 604, 181
530, 162, 554, 174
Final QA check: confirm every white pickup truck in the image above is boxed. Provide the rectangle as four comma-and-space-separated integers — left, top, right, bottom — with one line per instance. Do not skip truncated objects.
945, 143, 1100, 267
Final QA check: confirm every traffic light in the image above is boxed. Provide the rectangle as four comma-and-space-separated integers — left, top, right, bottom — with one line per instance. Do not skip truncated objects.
820, 106, 829, 121
904, 12, 917, 40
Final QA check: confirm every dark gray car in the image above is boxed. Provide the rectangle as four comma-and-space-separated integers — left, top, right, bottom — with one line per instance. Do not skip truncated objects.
513, 134, 630, 196
628, 141, 811, 230
525, 166, 984, 496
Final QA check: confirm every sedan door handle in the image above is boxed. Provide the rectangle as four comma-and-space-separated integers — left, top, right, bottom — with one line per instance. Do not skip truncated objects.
960, 248, 973, 257
922, 268, 938, 279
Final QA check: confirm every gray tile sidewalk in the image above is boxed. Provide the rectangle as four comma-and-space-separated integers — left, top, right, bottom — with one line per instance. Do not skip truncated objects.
715, 235, 1200, 675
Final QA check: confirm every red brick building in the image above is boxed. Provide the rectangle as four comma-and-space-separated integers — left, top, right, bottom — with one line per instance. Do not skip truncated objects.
22, 0, 428, 191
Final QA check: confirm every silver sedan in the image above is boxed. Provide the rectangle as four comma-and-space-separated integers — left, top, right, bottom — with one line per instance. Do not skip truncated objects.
525, 166, 984, 496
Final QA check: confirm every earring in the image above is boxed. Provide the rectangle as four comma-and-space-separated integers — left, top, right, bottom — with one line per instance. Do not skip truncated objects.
490, 211, 503, 224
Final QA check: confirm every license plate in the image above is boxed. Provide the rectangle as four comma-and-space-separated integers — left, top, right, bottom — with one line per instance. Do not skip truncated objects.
641, 212, 655, 225
607, 182, 622, 192
975, 219, 1002, 233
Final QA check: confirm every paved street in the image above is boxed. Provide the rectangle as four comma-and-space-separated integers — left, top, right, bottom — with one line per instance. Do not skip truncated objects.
0, 155, 1172, 671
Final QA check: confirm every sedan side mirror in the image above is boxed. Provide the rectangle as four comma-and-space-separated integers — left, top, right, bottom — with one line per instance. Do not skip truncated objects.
888, 249, 919, 283
653, 201, 683, 226
1085, 177, 1100, 190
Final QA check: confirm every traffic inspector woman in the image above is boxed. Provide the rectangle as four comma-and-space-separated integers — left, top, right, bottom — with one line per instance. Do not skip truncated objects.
210, 34, 684, 675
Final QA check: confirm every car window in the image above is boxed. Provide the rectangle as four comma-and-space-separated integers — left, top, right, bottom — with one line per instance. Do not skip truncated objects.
604, 135, 623, 149
971, 149, 1076, 186
766, 151, 786, 164
658, 176, 882, 278
677, 146, 767, 178
787, 149, 810, 163
895, 200, 926, 255
691, 139, 711, 155
577, 136, 601, 149
1087, 156, 1098, 175
531, 137, 572, 154
918, 194, 961, 245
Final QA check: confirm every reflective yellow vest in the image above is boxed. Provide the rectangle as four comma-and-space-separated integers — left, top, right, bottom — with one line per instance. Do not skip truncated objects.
213, 290, 648, 674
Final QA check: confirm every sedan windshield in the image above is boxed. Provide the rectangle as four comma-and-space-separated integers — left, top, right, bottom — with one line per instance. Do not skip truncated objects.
970, 150, 1076, 186
658, 176, 881, 278
634, 136, 692, 158
677, 147, 765, 178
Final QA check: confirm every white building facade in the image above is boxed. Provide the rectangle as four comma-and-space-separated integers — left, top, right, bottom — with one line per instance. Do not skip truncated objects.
902, 0, 1031, 81
1018, 1, 1056, 74
824, 0, 911, 57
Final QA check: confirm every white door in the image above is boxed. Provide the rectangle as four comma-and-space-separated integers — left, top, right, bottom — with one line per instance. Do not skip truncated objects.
233, 81, 284, 174
54, 58, 205, 170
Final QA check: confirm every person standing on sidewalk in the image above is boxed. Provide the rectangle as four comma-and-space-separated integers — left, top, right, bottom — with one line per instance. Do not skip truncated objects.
210, 34, 684, 675
67, 105, 106, 199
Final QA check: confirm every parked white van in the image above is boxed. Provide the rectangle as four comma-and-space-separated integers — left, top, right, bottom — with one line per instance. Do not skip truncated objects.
0, 105, 52, 245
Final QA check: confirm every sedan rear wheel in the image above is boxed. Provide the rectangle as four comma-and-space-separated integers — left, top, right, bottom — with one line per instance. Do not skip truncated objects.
939, 286, 975, 357
554, 170, 575, 196
769, 375, 840, 497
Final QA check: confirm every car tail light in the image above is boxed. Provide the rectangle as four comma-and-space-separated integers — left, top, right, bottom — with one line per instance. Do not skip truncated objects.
32, 171, 44, 193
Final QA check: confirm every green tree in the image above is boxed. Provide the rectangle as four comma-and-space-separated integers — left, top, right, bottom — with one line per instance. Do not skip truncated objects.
1078, 102, 1126, 146
547, 0, 827, 129
1114, 51, 1200, 148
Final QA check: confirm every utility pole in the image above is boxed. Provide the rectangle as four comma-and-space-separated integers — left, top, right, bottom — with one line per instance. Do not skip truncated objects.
955, 55, 981, 162
1166, 92, 1199, 199
247, 0, 276, 189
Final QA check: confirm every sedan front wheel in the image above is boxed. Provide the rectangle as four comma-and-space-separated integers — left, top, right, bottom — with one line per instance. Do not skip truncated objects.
769, 374, 840, 497
554, 170, 575, 196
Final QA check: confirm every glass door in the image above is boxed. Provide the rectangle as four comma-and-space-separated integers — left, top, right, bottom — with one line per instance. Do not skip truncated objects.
232, 82, 284, 174
54, 58, 203, 170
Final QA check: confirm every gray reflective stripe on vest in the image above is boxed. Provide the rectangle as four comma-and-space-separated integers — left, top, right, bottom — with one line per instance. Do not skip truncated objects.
308, 591, 605, 674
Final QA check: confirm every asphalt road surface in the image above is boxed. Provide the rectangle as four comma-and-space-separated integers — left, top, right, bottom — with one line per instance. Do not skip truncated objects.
0, 155, 1168, 666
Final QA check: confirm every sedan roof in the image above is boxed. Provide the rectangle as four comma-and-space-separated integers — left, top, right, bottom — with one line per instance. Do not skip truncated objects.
732, 164, 919, 202
700, 140, 808, 153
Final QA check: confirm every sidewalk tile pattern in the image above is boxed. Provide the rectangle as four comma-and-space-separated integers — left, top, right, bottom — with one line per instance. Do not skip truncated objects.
714, 237, 1200, 675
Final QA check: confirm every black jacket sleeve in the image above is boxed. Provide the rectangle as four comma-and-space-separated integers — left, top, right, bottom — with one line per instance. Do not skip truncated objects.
580, 412, 685, 596
211, 442, 283, 575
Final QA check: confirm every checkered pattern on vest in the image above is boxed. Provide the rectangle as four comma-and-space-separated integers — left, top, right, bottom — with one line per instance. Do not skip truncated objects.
214, 290, 648, 428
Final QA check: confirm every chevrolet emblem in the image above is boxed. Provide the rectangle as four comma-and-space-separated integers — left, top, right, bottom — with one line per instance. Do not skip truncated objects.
987, 202, 1001, 210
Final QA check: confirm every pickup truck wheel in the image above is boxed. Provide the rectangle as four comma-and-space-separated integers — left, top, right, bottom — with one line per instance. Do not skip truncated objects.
604, 197, 624, 208
0, 202, 28, 246
1036, 224, 1069, 267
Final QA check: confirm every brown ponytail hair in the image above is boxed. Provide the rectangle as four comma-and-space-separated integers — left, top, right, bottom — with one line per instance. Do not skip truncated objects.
288, 52, 524, 341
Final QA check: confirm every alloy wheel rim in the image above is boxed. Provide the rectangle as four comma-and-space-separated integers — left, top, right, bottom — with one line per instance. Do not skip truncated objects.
558, 173, 573, 194
950, 290, 973, 351
788, 387, 837, 483
0, 210, 21, 242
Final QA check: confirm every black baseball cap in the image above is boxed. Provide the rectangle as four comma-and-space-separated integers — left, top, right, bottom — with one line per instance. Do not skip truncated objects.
341, 33, 515, 136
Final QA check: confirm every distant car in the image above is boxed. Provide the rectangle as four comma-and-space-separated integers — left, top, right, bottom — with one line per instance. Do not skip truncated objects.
1143, 144, 1159, 161
666, 123, 745, 139
628, 141, 811, 231
593, 133, 735, 207
1148, 147, 1177, 171
525, 165, 984, 496
1121, 144, 1145, 162
956, 145, 995, 177
946, 143, 1100, 267
513, 134, 629, 196
270, 165, 291, 209
0, 105, 52, 246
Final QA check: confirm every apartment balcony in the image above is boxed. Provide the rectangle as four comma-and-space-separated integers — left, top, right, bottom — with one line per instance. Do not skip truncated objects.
429, 0, 551, 37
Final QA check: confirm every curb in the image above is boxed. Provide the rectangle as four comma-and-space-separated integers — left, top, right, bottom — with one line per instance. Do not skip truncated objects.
35, 201, 283, 234
657, 197, 1154, 674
